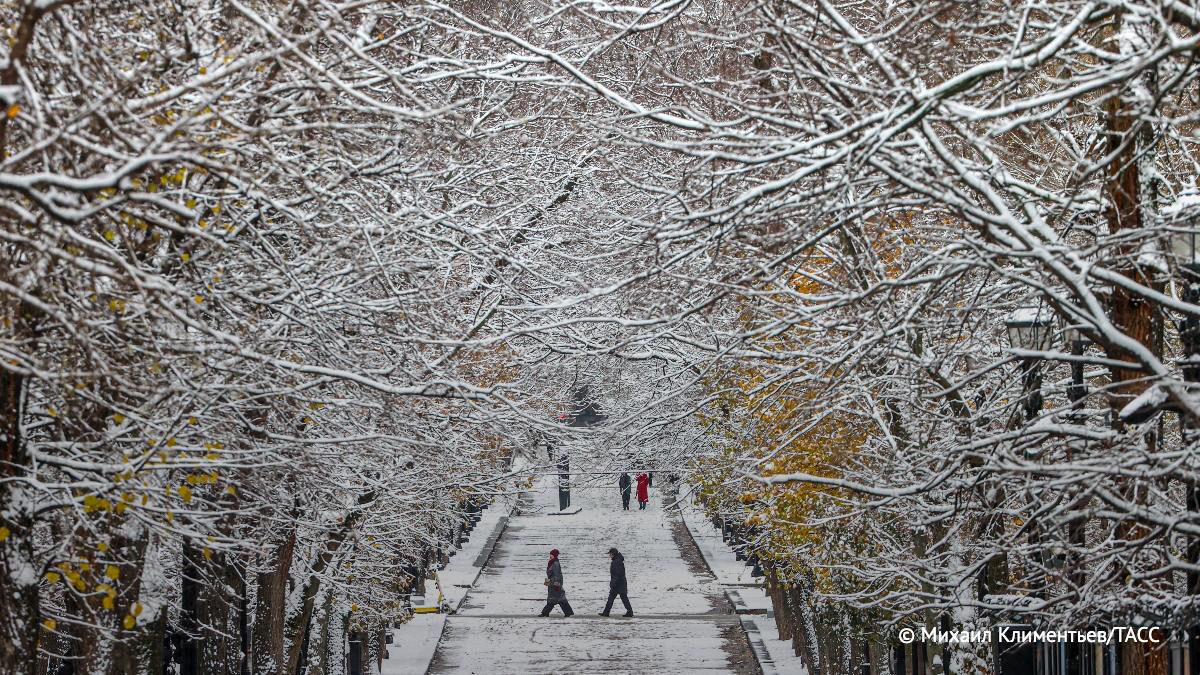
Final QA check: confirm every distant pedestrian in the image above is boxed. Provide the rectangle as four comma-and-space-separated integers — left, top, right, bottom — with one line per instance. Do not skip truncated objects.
539, 548, 574, 617
619, 472, 632, 510
598, 547, 633, 617
636, 473, 649, 510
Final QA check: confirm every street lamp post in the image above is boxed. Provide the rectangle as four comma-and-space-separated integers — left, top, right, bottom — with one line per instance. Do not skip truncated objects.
1001, 309, 1058, 675
1059, 322, 1093, 632
1005, 308, 1057, 421
1167, 222, 1200, 675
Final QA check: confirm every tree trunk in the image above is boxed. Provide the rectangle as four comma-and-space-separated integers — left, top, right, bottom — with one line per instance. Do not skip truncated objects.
251, 529, 297, 673
1122, 641, 1169, 675
1101, 19, 1169, 675
0, 7, 48, 670
312, 592, 334, 675
0, 368, 40, 675
1102, 31, 1163, 415
181, 540, 200, 675
284, 491, 376, 675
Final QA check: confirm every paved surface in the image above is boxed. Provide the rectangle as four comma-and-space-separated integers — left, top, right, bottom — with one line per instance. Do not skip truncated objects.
427, 476, 761, 674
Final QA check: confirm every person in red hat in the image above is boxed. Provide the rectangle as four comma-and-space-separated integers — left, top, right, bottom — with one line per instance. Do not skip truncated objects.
636, 472, 650, 510
539, 548, 574, 617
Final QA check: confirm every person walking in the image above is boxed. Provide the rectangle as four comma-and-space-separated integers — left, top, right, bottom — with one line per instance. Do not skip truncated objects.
636, 472, 650, 510
539, 548, 574, 617
598, 547, 633, 617
618, 472, 632, 510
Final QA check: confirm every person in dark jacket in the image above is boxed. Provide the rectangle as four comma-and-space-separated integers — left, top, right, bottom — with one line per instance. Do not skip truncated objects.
598, 547, 633, 617
618, 472, 632, 510
636, 473, 650, 510
539, 548, 574, 617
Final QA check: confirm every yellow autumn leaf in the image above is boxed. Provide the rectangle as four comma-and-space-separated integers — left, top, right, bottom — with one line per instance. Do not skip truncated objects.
42, 618, 56, 631
105, 565, 120, 580
123, 615, 135, 630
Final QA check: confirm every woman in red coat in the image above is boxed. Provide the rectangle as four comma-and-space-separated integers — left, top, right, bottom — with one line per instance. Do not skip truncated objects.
636, 473, 650, 510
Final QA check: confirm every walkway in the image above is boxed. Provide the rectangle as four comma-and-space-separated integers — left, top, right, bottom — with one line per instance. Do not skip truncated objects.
427, 477, 762, 674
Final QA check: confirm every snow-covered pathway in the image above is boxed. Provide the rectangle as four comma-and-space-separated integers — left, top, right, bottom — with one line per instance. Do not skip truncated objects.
427, 478, 762, 674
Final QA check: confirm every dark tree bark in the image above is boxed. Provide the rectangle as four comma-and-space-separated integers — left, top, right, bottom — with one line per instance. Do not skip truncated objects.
251, 529, 297, 674
1101, 28, 1169, 675
285, 491, 377, 675
0, 363, 39, 675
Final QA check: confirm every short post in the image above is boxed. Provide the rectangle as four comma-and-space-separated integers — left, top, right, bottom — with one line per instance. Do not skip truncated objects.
557, 449, 570, 511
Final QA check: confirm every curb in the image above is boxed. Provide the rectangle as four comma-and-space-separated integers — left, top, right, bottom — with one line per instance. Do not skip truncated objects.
457, 498, 519, 611
675, 494, 722, 582
726, 588, 770, 616
675, 489, 775, 675
470, 516, 509, 569
738, 616, 779, 675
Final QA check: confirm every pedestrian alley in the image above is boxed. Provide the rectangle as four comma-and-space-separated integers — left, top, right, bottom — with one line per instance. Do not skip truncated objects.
426, 477, 761, 674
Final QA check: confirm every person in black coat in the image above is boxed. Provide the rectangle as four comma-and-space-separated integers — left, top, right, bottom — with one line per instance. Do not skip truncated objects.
598, 547, 633, 617
618, 472, 632, 510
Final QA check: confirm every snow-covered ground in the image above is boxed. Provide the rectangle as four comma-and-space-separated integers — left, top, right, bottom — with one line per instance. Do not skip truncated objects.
679, 487, 810, 675
426, 477, 760, 674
